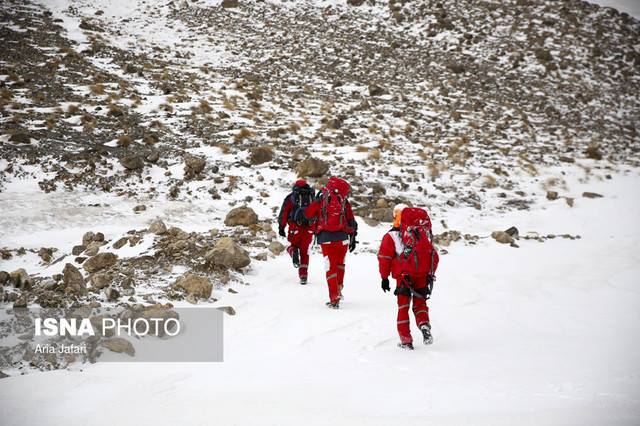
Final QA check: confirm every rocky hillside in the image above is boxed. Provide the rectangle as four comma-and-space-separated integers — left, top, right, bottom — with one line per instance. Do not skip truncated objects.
0, 0, 638, 370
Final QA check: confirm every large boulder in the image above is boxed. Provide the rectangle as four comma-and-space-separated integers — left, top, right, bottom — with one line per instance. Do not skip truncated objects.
62, 263, 88, 296
172, 274, 213, 299
295, 157, 329, 178
83, 252, 117, 273
205, 237, 251, 269
224, 206, 258, 226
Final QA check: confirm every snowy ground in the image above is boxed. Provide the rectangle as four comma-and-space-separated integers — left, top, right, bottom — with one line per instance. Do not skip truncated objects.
1, 0, 639, 424
1, 165, 639, 425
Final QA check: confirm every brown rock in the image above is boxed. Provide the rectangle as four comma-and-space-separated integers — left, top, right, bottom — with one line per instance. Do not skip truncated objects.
148, 219, 167, 235
120, 155, 144, 170
583, 192, 603, 199
172, 274, 213, 299
63, 263, 87, 296
185, 155, 206, 174
295, 157, 329, 178
224, 206, 259, 226
83, 252, 117, 273
10, 269, 34, 291
207, 237, 251, 269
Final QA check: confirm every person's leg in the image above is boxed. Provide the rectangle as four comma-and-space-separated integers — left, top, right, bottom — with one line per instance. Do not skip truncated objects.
410, 276, 430, 327
298, 229, 314, 278
396, 291, 413, 344
286, 228, 301, 268
321, 241, 342, 302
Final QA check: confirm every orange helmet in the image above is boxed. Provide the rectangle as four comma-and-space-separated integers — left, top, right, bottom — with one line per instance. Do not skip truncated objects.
393, 203, 408, 228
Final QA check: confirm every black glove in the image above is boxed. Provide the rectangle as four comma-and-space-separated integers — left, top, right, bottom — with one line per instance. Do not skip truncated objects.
348, 233, 358, 253
381, 278, 390, 292
426, 275, 435, 297
278, 227, 286, 237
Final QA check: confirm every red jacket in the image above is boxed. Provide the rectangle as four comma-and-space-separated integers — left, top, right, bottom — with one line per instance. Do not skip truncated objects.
378, 228, 439, 279
378, 229, 404, 280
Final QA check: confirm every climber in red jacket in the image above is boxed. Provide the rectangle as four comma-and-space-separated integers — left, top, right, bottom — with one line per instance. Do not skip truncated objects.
277, 180, 316, 285
378, 204, 439, 350
302, 177, 358, 309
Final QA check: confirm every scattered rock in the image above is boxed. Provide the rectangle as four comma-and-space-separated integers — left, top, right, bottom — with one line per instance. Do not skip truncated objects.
583, 192, 603, 199
184, 155, 206, 175
63, 263, 87, 296
148, 219, 168, 234
546, 191, 559, 200
224, 206, 259, 226
105, 287, 120, 301
172, 274, 213, 299
72, 245, 86, 255
119, 155, 144, 170
113, 237, 128, 250
133, 205, 147, 212
13, 295, 27, 308
186, 293, 198, 305
268, 241, 285, 255
10, 269, 34, 291
206, 237, 251, 269
217, 306, 236, 315
83, 253, 117, 273
89, 274, 111, 290
0, 271, 9, 284
295, 157, 329, 177
491, 231, 515, 244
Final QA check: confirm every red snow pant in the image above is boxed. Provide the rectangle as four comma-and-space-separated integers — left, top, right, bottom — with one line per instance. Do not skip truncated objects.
396, 275, 430, 344
286, 226, 314, 278
321, 240, 349, 302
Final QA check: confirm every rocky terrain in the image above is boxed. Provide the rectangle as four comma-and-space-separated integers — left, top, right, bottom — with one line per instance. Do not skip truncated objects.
0, 0, 638, 372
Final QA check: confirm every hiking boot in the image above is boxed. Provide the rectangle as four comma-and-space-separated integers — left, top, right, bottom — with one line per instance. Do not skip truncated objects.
398, 342, 414, 350
420, 323, 433, 345
326, 300, 339, 309
292, 248, 300, 268
338, 284, 344, 300
300, 275, 308, 285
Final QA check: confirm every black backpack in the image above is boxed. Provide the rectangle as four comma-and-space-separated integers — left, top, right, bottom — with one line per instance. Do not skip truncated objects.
289, 184, 316, 226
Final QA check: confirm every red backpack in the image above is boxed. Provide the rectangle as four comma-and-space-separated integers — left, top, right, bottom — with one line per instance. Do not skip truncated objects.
399, 207, 436, 277
319, 177, 351, 232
